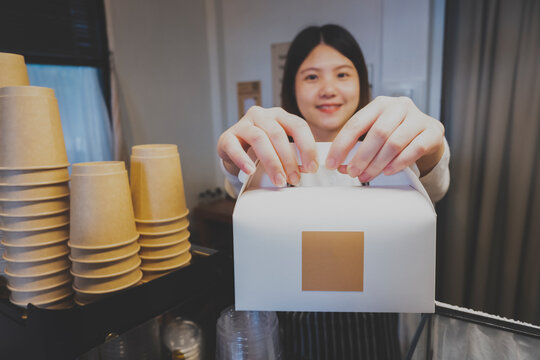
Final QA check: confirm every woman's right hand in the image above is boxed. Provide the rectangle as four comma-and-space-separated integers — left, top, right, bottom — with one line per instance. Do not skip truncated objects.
217, 106, 318, 187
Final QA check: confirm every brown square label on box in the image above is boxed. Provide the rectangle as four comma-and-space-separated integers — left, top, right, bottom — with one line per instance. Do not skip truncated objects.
302, 231, 364, 292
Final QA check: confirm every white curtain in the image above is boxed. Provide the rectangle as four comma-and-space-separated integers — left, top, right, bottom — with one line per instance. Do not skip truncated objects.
26, 64, 113, 165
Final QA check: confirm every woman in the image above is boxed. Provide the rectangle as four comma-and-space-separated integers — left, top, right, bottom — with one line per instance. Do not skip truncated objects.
218, 24, 449, 202
217, 24, 449, 358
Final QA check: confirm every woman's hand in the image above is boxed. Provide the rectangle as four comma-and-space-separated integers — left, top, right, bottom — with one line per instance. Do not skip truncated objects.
326, 96, 445, 181
217, 106, 318, 187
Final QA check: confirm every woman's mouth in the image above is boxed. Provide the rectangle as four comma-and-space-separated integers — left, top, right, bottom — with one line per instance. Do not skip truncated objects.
316, 104, 342, 114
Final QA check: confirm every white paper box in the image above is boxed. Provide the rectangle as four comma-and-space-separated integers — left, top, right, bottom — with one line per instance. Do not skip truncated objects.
233, 143, 436, 313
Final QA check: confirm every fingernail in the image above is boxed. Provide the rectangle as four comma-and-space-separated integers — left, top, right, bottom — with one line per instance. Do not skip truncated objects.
245, 163, 256, 174
309, 160, 319, 173
288, 172, 299, 185
359, 172, 371, 182
348, 166, 360, 177
326, 157, 336, 169
274, 173, 287, 187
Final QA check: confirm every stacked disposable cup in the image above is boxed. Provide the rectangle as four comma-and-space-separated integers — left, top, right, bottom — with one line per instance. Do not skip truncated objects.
0, 84, 73, 309
130, 145, 191, 282
0, 52, 30, 87
69, 161, 142, 305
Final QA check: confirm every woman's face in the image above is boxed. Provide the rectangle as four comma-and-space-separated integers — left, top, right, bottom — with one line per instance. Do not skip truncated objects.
295, 44, 360, 141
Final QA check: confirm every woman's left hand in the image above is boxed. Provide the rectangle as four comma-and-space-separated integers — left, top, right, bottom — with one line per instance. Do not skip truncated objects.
326, 96, 445, 181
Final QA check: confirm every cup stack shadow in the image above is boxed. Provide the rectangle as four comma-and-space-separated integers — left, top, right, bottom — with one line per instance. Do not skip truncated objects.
69, 161, 142, 305
0, 79, 73, 309
130, 144, 192, 282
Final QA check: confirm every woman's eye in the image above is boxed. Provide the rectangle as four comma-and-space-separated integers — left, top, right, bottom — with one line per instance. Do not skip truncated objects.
304, 74, 318, 81
337, 72, 350, 78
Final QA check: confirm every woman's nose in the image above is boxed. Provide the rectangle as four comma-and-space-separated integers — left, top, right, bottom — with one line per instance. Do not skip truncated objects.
319, 80, 337, 98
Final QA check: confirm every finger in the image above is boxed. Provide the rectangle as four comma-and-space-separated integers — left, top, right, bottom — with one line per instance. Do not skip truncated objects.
236, 123, 288, 187
217, 131, 256, 175
347, 100, 408, 177
356, 117, 423, 182
253, 115, 301, 185
382, 129, 441, 175
326, 96, 389, 169
274, 108, 318, 173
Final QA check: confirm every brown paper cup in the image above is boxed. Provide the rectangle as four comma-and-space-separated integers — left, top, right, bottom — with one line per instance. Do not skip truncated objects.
43, 294, 74, 309
70, 162, 138, 248
0, 90, 69, 169
0, 86, 55, 98
141, 269, 175, 282
0, 195, 70, 216
0, 167, 69, 186
9, 279, 73, 305
6, 268, 72, 291
69, 238, 139, 262
0, 182, 70, 201
131, 144, 178, 157
136, 211, 189, 234
73, 271, 141, 295
70, 253, 140, 277
130, 151, 187, 221
0, 259, 6, 274
139, 238, 190, 258
2, 238, 69, 261
1, 225, 69, 246
138, 227, 190, 246
0, 53, 30, 87
0, 210, 69, 231
5, 253, 71, 276
72, 265, 142, 292
140, 249, 191, 271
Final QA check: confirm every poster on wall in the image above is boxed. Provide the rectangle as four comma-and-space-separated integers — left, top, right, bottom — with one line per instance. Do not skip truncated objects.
271, 42, 291, 107
237, 81, 262, 118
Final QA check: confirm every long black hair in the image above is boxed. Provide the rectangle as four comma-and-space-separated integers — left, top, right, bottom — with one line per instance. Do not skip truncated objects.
281, 24, 370, 117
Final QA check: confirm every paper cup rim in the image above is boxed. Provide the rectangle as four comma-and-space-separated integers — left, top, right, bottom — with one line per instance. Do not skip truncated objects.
139, 233, 190, 248
130, 153, 179, 160
7, 278, 71, 293
10, 290, 74, 307
70, 258, 141, 279
73, 271, 142, 294
1, 236, 69, 248
3, 249, 70, 263
0, 178, 70, 187
71, 161, 125, 176
4, 264, 71, 278
0, 164, 71, 171
70, 171, 126, 177
0, 193, 70, 203
0, 208, 69, 218
137, 223, 189, 236
68, 242, 140, 263
67, 234, 139, 250
131, 144, 178, 157
139, 242, 190, 260
140, 253, 191, 272
0, 221, 69, 232
134, 209, 189, 224
0, 85, 55, 97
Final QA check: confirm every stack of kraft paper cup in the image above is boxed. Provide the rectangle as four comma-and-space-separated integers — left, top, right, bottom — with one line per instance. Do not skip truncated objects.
0, 52, 30, 88
69, 161, 142, 305
0, 82, 74, 309
130, 145, 191, 282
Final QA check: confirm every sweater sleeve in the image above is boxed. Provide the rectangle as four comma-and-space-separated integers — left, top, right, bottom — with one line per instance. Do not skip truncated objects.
417, 137, 450, 203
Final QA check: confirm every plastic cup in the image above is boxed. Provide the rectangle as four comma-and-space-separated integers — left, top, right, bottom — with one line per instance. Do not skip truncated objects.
5, 253, 71, 276
0, 195, 70, 216
5, 267, 72, 291
140, 249, 191, 271
8, 278, 73, 304
0, 181, 70, 201
2, 238, 69, 261
1, 225, 69, 246
0, 210, 69, 231
136, 211, 189, 234
130, 145, 187, 221
138, 227, 189, 246
0, 88, 69, 169
69, 238, 139, 262
70, 162, 138, 248
0, 167, 69, 186
0, 53, 29, 87
72, 264, 142, 292
139, 238, 190, 258
70, 252, 140, 277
